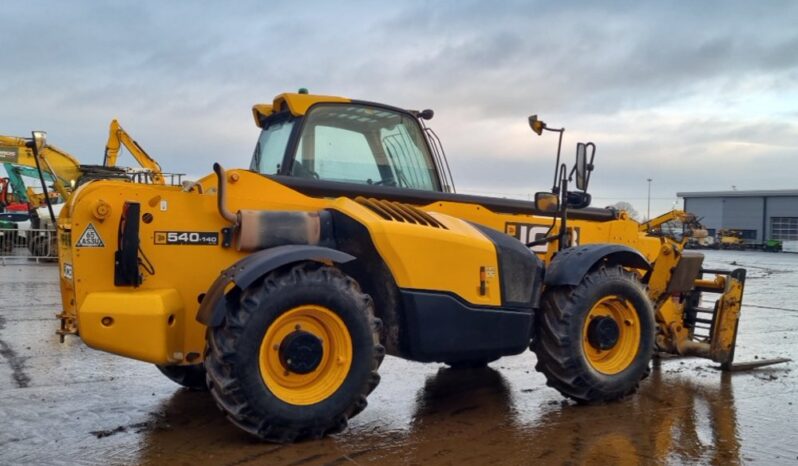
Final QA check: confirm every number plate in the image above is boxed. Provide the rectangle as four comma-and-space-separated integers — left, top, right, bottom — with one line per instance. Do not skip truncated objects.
154, 231, 219, 246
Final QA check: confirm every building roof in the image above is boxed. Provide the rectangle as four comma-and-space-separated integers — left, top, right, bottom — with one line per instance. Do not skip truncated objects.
677, 189, 798, 198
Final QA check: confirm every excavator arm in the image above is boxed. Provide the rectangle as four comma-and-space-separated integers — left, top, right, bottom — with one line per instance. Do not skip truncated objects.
3, 163, 57, 207
639, 209, 708, 241
3, 163, 32, 204
639, 210, 694, 232
104, 119, 164, 184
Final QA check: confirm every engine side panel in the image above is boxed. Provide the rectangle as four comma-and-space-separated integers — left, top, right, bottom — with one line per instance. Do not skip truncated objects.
58, 169, 668, 365
60, 171, 521, 363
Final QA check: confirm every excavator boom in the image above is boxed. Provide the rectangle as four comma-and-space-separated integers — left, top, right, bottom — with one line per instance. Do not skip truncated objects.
104, 119, 164, 184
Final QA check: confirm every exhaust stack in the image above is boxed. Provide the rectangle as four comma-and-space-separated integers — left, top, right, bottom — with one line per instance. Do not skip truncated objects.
212, 163, 333, 251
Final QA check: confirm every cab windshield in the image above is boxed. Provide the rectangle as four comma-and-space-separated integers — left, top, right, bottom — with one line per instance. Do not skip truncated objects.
252, 103, 440, 191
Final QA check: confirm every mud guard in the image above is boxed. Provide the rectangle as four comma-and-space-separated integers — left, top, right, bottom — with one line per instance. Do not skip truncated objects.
196, 245, 355, 327
544, 244, 651, 287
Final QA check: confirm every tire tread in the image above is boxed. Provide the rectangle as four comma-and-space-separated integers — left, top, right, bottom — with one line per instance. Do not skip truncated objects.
532, 265, 654, 403
205, 263, 383, 442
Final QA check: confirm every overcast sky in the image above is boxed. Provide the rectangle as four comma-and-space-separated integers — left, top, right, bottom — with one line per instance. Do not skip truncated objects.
2, 1, 797, 217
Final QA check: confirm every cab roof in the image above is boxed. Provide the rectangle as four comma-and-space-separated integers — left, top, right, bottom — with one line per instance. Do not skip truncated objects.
251, 92, 350, 127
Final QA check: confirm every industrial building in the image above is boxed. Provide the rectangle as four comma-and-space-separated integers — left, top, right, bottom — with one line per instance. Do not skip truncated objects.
677, 189, 798, 247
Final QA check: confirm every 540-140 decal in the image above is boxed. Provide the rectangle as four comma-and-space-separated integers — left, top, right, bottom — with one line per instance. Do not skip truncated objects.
504, 222, 580, 253
154, 231, 219, 246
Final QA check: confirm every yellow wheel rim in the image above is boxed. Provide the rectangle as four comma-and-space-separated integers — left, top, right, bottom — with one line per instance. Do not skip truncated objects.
259, 305, 352, 405
582, 295, 640, 375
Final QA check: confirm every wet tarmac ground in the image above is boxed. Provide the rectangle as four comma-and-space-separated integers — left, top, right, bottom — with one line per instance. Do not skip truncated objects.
0, 250, 796, 465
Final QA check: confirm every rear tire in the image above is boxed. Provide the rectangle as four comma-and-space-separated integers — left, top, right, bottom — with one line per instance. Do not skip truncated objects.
532, 265, 654, 403
156, 364, 208, 390
205, 263, 384, 442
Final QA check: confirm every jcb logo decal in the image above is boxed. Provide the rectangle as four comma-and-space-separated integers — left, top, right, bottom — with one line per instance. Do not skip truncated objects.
505, 222, 579, 253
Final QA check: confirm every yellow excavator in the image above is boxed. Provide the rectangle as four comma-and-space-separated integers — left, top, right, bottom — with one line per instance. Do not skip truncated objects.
50, 91, 786, 442
1, 120, 166, 197
0, 120, 169, 225
0, 134, 87, 203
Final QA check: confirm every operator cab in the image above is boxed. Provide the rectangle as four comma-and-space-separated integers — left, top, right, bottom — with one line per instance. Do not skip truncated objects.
250, 99, 450, 192
248, 92, 614, 223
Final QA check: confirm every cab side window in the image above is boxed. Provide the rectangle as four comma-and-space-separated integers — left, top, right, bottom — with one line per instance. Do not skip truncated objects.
294, 126, 382, 184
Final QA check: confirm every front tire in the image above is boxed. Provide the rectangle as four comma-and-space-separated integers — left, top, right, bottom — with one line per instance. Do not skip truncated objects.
532, 265, 654, 403
205, 263, 384, 442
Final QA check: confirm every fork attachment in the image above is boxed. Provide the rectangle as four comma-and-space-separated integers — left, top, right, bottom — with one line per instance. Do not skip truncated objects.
683, 268, 746, 370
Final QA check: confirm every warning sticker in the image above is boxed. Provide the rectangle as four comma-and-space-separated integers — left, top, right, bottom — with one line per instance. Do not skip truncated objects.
76, 223, 105, 248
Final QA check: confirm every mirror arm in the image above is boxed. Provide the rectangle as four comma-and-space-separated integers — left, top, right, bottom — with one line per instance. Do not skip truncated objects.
529, 164, 568, 250
548, 127, 565, 194
557, 163, 569, 251
583, 142, 596, 189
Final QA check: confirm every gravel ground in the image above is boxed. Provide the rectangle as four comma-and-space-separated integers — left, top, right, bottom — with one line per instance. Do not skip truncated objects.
0, 250, 795, 465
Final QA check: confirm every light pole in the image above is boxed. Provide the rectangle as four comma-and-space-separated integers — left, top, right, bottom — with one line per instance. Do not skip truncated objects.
646, 178, 653, 221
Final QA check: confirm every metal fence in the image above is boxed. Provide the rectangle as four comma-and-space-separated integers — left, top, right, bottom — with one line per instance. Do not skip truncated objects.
0, 228, 59, 263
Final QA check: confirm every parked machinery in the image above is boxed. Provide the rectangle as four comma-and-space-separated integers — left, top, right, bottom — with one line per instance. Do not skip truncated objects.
717, 229, 746, 250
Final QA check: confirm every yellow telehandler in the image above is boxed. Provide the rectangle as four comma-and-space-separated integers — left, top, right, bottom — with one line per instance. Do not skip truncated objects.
52, 91, 760, 442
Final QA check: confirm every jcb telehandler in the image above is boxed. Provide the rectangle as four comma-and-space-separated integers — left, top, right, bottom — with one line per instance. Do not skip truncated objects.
52, 91, 750, 442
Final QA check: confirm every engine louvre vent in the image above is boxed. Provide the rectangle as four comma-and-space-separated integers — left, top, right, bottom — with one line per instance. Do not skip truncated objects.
355, 197, 447, 229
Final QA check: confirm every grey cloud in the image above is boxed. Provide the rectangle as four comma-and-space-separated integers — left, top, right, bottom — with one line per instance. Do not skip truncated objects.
1, 1, 796, 216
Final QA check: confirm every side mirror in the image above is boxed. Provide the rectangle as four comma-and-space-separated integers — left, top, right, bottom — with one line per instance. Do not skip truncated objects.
535, 192, 560, 213
31, 131, 47, 155
418, 109, 434, 120
574, 142, 596, 191
575, 143, 587, 190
